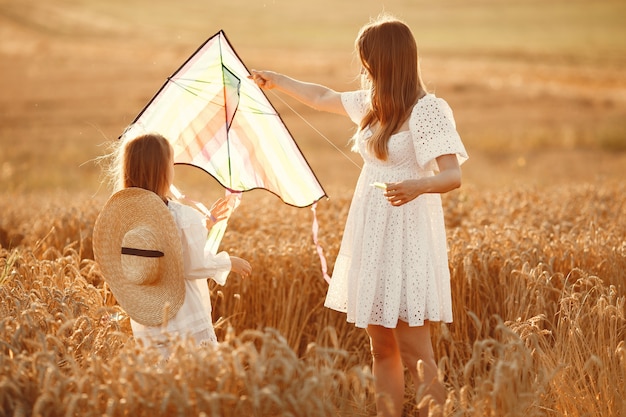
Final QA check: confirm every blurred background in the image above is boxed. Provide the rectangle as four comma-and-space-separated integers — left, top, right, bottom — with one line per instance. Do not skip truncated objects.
1, 0, 625, 200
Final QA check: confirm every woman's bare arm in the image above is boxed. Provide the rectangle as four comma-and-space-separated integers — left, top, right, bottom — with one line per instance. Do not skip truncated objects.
249, 70, 347, 115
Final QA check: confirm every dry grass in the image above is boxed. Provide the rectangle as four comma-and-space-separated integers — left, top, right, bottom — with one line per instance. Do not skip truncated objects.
1, 0, 626, 415
1, 181, 624, 416
1, 0, 626, 194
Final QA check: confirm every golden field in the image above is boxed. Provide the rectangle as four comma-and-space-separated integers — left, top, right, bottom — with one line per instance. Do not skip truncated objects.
1, 0, 625, 415
1, 184, 625, 416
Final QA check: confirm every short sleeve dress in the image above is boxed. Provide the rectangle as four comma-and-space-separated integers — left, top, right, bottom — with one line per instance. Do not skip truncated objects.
323, 91, 468, 329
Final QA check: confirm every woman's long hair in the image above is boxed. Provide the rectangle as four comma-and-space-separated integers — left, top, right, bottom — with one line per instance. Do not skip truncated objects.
356, 14, 427, 160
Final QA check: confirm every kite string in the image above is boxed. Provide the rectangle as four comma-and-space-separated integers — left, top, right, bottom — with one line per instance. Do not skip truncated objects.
268, 91, 362, 284
268, 90, 362, 171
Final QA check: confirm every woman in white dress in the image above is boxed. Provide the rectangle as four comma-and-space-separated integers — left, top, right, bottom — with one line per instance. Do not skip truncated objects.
251, 14, 467, 417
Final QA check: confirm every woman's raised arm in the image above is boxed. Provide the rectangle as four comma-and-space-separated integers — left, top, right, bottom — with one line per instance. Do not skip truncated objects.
249, 70, 347, 116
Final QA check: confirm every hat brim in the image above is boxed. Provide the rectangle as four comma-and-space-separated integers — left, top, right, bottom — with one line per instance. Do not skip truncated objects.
93, 188, 185, 327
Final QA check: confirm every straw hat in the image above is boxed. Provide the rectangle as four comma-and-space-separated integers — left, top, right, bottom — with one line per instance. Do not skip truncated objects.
93, 187, 185, 327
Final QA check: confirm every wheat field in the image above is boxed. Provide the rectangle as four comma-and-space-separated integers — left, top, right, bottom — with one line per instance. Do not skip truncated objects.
1, 180, 624, 416
2, 0, 626, 415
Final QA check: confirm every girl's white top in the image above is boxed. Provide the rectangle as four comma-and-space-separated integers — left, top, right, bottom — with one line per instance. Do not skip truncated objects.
130, 201, 231, 350
324, 91, 468, 328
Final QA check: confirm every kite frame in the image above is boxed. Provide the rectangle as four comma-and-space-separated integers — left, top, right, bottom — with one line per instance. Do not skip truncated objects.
121, 29, 327, 208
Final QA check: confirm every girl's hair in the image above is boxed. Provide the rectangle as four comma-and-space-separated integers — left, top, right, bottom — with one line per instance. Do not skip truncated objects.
356, 14, 427, 160
110, 133, 172, 198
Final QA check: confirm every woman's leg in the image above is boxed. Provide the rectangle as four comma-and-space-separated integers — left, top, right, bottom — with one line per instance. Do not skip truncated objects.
393, 320, 446, 414
366, 324, 405, 417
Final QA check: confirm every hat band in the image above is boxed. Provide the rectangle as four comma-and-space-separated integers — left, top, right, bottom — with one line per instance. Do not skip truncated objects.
121, 247, 165, 258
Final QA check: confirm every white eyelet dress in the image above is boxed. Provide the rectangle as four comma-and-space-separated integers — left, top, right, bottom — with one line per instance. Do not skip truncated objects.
323, 91, 468, 329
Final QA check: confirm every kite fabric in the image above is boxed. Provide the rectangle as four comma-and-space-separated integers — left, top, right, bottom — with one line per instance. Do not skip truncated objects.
120, 30, 326, 209
119, 30, 330, 279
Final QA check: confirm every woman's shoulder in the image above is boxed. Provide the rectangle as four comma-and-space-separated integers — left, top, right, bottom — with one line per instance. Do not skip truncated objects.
342, 90, 369, 106
416, 93, 447, 107
411, 93, 454, 118
341, 90, 370, 123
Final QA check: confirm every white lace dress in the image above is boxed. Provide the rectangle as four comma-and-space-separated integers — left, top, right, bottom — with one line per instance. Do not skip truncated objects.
324, 91, 468, 328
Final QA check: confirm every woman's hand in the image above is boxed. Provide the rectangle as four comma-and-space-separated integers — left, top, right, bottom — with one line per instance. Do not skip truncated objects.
384, 179, 423, 207
230, 256, 252, 278
249, 70, 279, 90
249, 70, 346, 115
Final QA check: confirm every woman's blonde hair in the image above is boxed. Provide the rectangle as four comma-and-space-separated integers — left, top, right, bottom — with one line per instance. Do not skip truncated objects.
356, 14, 427, 160
105, 133, 172, 199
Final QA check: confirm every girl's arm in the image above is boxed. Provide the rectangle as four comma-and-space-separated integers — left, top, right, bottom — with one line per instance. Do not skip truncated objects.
383, 154, 461, 206
249, 70, 347, 116
205, 197, 230, 230
229, 256, 251, 277
182, 215, 251, 283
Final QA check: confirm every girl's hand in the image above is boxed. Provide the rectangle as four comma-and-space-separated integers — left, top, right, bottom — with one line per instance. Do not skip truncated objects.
205, 197, 231, 230
384, 179, 422, 207
230, 256, 252, 278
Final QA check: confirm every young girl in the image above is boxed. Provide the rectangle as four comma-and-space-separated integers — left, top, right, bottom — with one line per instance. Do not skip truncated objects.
97, 132, 251, 356
250, 14, 467, 417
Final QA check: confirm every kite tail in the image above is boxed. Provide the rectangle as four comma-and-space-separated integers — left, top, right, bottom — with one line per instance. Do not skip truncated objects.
311, 202, 331, 284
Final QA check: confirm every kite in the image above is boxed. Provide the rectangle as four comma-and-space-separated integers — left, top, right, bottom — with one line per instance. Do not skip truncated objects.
120, 30, 330, 279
